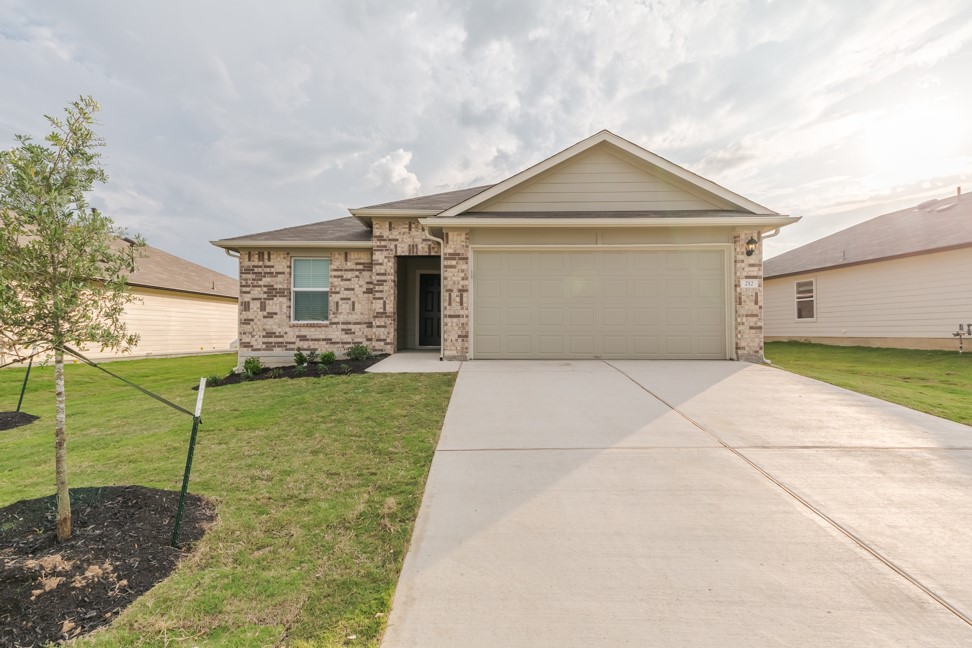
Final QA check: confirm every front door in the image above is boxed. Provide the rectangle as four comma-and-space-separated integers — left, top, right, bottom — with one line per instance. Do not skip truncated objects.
418, 273, 441, 347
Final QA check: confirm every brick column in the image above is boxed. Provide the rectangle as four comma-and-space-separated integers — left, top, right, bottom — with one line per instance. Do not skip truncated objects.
441, 229, 470, 360
733, 231, 763, 363
370, 218, 443, 355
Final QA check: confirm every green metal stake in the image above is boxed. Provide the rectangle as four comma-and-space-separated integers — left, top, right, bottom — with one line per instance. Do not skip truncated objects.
172, 377, 206, 548
16, 356, 33, 413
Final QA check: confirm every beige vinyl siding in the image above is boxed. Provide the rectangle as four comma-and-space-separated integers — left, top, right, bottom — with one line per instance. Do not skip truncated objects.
472, 147, 723, 212
470, 227, 733, 246
764, 247, 972, 341
79, 287, 238, 360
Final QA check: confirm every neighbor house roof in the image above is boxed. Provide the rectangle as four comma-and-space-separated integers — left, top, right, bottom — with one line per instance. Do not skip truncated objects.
125, 242, 239, 299
765, 194, 972, 279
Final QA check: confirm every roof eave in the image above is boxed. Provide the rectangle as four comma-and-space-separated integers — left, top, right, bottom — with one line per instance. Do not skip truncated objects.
127, 282, 238, 300
348, 208, 441, 227
420, 216, 799, 229
210, 239, 374, 251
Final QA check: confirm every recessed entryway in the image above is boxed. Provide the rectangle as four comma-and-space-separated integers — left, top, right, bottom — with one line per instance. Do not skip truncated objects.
396, 256, 440, 351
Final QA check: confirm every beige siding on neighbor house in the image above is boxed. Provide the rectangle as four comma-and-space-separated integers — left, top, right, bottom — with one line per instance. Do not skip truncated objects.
472, 148, 723, 212
764, 247, 972, 344
44, 287, 238, 361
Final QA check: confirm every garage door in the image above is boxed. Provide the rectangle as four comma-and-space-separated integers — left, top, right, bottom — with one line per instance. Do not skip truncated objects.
472, 249, 728, 359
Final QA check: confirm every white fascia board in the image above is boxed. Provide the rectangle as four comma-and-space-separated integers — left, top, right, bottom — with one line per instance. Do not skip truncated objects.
210, 239, 373, 250
437, 130, 778, 217
420, 216, 800, 230
348, 208, 440, 227
348, 208, 440, 217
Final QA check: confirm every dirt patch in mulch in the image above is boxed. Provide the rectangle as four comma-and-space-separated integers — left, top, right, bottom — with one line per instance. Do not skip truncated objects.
198, 355, 389, 389
0, 485, 216, 647
0, 412, 39, 431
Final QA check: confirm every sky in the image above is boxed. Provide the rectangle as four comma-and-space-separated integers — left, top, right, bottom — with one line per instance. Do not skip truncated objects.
1, 0, 970, 277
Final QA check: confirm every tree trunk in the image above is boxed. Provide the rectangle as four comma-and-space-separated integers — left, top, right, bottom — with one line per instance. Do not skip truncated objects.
54, 348, 71, 541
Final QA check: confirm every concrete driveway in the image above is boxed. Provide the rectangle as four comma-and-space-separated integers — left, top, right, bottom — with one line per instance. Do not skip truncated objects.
381, 361, 972, 647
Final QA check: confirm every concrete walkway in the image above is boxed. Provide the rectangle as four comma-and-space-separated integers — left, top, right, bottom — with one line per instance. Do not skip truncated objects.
382, 360, 972, 647
366, 351, 462, 373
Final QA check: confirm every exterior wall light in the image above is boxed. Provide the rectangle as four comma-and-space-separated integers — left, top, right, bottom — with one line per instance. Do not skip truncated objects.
745, 236, 758, 257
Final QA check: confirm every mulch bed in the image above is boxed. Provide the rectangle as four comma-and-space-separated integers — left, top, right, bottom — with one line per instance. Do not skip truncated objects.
0, 485, 216, 647
199, 355, 388, 388
0, 412, 39, 431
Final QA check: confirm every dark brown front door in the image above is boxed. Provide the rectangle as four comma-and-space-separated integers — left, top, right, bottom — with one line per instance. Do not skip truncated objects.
419, 273, 441, 347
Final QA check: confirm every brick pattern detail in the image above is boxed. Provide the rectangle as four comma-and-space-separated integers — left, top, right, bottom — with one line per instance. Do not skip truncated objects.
441, 229, 470, 360
369, 218, 442, 354
238, 249, 375, 354
733, 231, 764, 362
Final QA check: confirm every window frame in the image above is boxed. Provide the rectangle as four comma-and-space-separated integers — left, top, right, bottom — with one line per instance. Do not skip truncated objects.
794, 278, 816, 322
291, 256, 331, 323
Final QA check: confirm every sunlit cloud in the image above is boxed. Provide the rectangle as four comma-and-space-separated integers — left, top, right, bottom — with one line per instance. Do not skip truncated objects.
0, 0, 969, 275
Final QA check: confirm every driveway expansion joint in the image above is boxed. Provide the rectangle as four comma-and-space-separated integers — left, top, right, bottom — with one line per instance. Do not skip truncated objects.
603, 360, 972, 629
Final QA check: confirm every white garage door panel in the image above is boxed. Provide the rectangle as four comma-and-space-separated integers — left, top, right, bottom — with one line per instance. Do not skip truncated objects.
472, 250, 727, 359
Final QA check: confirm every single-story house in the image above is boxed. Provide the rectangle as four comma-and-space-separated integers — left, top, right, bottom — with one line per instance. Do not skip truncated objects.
212, 130, 797, 365
764, 190, 972, 350
78, 242, 239, 361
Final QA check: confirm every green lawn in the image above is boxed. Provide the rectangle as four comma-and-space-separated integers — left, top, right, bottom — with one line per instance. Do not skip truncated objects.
0, 353, 455, 646
765, 341, 972, 425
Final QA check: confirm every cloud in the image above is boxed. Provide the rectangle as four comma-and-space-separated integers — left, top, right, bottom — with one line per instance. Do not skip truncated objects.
0, 0, 969, 275
367, 149, 422, 198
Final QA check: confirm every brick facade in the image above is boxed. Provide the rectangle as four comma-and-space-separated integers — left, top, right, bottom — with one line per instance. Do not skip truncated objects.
441, 229, 470, 360
238, 248, 376, 364
236, 220, 765, 364
370, 218, 441, 354
733, 230, 764, 363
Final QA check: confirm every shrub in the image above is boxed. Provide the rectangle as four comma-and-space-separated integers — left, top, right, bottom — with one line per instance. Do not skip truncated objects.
268, 367, 283, 379
243, 357, 263, 379
319, 351, 337, 366
345, 344, 372, 361
307, 350, 320, 364
293, 364, 307, 376
316, 363, 329, 376
294, 348, 308, 367
340, 363, 352, 375
205, 374, 222, 387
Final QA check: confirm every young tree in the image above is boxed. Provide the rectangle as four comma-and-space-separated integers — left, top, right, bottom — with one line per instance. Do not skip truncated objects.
0, 96, 144, 541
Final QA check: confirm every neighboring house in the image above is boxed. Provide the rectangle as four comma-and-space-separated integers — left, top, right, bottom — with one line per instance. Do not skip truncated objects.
764, 191, 972, 350
212, 130, 797, 365
77, 242, 239, 361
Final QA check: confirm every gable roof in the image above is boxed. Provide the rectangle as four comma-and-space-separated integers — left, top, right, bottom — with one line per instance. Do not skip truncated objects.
764, 193, 972, 279
212, 216, 372, 249
435, 130, 778, 217
126, 242, 239, 299
356, 185, 494, 211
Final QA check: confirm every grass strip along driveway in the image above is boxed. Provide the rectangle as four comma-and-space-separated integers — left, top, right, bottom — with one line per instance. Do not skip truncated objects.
1, 353, 455, 646
765, 341, 972, 426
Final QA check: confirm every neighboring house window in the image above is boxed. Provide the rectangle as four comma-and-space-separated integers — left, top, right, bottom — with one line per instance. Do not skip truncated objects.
795, 279, 815, 320
292, 258, 330, 322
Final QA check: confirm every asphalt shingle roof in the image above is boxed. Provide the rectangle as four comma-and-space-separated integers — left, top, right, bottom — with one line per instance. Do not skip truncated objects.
214, 216, 373, 244
356, 185, 494, 211
125, 243, 239, 298
764, 194, 972, 278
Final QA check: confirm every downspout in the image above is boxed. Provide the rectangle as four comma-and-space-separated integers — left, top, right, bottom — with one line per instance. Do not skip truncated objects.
224, 248, 240, 259
421, 224, 446, 361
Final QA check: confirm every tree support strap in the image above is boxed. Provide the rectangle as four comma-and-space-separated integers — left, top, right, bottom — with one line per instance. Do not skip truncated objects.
59, 346, 196, 418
